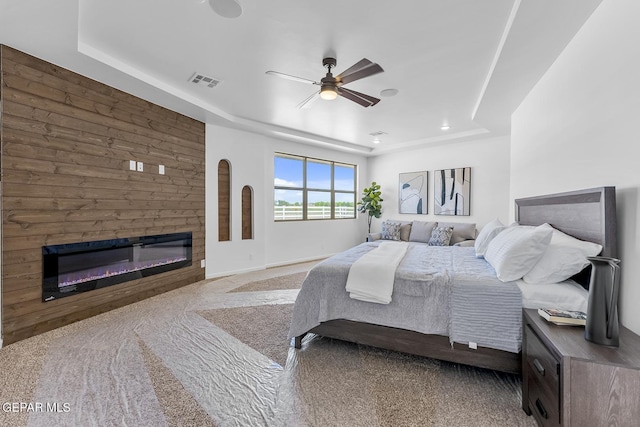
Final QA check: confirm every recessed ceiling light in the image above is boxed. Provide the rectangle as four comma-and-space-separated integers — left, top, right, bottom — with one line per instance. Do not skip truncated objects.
441, 124, 451, 131
208, 0, 242, 18
369, 131, 387, 144
380, 88, 399, 97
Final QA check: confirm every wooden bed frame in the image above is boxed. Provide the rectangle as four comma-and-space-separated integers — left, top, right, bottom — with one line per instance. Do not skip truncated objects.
294, 187, 617, 375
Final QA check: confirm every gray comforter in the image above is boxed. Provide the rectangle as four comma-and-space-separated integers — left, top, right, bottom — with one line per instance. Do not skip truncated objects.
288, 241, 523, 353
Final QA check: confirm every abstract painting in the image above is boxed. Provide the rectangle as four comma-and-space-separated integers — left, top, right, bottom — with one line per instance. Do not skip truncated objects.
434, 167, 471, 216
399, 171, 428, 214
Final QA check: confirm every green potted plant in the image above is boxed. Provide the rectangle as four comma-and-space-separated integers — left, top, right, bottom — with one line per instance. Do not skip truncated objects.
357, 181, 383, 234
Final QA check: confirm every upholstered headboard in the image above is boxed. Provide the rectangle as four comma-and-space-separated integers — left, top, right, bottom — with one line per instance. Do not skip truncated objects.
514, 187, 617, 288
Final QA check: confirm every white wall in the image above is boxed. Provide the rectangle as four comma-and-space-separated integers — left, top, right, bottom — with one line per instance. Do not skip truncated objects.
205, 124, 369, 277
205, 125, 267, 276
511, 0, 640, 334
367, 135, 511, 233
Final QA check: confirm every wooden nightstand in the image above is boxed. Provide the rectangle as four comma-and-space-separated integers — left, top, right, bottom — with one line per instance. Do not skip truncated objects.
522, 308, 640, 426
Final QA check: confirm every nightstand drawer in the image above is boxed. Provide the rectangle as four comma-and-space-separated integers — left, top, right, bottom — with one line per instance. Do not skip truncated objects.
527, 366, 560, 427
525, 324, 560, 394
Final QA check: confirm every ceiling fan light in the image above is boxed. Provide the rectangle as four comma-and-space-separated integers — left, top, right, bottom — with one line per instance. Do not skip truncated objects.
320, 86, 338, 101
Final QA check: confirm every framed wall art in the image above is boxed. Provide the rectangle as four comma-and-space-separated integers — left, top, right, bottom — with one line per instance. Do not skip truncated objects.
399, 171, 428, 214
434, 167, 471, 216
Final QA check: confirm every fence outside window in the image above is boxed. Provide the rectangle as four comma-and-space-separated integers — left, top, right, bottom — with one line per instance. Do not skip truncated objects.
273, 205, 355, 221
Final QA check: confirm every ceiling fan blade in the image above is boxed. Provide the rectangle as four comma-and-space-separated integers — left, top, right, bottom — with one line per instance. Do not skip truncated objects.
297, 91, 320, 109
265, 71, 319, 85
337, 87, 379, 107
338, 62, 384, 85
335, 58, 373, 79
340, 87, 381, 106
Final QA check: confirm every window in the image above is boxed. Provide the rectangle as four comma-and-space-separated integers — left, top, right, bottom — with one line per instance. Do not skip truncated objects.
274, 153, 356, 221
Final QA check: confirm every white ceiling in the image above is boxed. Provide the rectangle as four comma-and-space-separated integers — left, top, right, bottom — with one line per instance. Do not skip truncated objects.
0, 0, 602, 155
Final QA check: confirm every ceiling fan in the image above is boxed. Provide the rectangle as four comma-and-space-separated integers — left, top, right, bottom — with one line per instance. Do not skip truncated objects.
266, 57, 384, 108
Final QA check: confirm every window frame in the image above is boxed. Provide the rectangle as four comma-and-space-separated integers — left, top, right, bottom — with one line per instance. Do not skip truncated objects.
274, 153, 356, 221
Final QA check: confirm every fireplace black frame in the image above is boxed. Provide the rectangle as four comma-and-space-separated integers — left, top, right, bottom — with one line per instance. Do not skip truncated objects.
42, 232, 192, 302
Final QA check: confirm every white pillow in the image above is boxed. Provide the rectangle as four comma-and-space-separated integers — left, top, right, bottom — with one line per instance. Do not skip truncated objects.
523, 227, 602, 284
474, 218, 507, 258
517, 279, 589, 312
484, 223, 553, 282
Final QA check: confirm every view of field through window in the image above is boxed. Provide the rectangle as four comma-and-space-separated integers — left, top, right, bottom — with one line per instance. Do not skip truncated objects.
274, 154, 356, 220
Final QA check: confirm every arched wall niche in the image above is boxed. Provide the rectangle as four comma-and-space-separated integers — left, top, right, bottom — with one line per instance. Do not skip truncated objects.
218, 160, 231, 241
242, 185, 253, 240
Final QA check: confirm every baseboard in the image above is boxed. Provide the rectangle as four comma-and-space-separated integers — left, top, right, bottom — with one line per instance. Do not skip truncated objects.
266, 253, 334, 269
204, 254, 332, 280
205, 265, 266, 280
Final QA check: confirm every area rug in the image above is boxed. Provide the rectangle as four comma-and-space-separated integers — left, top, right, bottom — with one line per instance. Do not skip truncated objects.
198, 304, 294, 367
196, 300, 532, 427
228, 271, 307, 293
138, 337, 217, 427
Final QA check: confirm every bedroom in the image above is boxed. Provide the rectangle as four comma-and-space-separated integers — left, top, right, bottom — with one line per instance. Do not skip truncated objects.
1, 0, 639, 425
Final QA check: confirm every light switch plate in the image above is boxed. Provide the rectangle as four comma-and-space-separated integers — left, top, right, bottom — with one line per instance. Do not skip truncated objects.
129, 160, 136, 171
159, 164, 165, 175
137, 161, 143, 172
200, 259, 206, 268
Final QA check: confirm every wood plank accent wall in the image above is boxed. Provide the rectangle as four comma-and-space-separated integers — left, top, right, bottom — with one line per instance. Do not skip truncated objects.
0, 45, 206, 345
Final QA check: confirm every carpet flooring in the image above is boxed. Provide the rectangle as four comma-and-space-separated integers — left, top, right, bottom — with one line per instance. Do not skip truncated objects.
0, 261, 536, 426
227, 271, 307, 293
199, 304, 294, 367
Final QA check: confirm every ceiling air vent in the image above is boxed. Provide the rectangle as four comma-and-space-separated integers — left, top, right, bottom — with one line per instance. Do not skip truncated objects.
189, 72, 222, 88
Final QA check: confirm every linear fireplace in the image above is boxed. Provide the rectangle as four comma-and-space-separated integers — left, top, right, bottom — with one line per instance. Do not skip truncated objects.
42, 232, 192, 302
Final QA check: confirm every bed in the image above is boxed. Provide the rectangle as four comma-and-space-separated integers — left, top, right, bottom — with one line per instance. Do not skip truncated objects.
288, 187, 617, 374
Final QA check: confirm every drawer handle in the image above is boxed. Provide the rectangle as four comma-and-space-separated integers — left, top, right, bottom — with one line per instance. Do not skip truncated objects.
533, 358, 545, 376
535, 398, 548, 419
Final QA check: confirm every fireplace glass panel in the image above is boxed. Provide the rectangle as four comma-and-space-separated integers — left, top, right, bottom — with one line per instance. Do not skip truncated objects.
43, 232, 192, 301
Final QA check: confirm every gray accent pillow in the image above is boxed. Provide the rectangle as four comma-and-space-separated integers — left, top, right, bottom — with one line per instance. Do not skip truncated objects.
437, 222, 476, 245
399, 222, 412, 241
409, 221, 438, 243
381, 221, 402, 241
428, 226, 453, 246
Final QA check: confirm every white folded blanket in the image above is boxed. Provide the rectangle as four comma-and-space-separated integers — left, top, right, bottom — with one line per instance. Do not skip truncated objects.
346, 241, 409, 304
